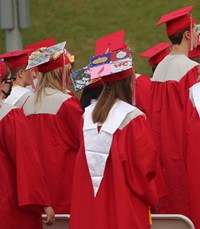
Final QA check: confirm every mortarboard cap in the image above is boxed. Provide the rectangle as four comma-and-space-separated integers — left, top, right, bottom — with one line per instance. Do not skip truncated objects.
26, 42, 71, 73
102, 68, 133, 84
94, 31, 133, 83
0, 49, 33, 71
85, 78, 103, 89
156, 5, 195, 36
0, 60, 6, 79
38, 54, 70, 73
95, 30, 127, 55
140, 42, 172, 66
25, 37, 56, 51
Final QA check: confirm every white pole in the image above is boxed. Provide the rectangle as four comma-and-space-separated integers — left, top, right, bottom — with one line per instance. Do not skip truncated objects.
5, 0, 23, 51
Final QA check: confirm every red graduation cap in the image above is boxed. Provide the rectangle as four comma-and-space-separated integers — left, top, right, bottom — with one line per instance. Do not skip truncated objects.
0, 60, 6, 79
102, 68, 133, 84
140, 42, 172, 66
0, 49, 33, 71
25, 37, 56, 51
94, 30, 133, 84
95, 30, 127, 55
156, 5, 195, 36
37, 53, 70, 73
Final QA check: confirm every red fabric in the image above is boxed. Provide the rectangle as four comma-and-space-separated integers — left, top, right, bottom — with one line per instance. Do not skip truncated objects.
179, 68, 200, 228
150, 80, 189, 214
0, 60, 6, 79
184, 97, 200, 229
149, 49, 170, 66
0, 107, 50, 229
150, 66, 199, 215
70, 115, 158, 229
166, 15, 195, 36
25, 96, 83, 213
135, 74, 151, 118
102, 68, 133, 83
0, 49, 32, 71
136, 75, 168, 206
38, 53, 70, 73
139, 42, 171, 66
156, 5, 194, 36
188, 39, 200, 58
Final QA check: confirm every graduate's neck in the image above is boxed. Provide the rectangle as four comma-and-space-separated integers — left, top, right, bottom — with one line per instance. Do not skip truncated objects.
171, 44, 189, 56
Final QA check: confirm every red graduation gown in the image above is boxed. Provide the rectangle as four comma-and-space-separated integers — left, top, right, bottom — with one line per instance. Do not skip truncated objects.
0, 104, 50, 229
23, 88, 83, 213
70, 107, 158, 229
150, 54, 199, 215
135, 74, 151, 119
183, 84, 200, 228
136, 74, 167, 208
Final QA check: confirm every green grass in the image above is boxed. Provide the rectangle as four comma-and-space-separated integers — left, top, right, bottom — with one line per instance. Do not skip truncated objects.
0, 0, 199, 84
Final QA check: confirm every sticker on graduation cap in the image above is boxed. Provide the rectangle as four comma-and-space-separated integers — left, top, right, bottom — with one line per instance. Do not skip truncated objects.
90, 53, 111, 67
71, 66, 91, 91
26, 42, 66, 70
90, 48, 132, 79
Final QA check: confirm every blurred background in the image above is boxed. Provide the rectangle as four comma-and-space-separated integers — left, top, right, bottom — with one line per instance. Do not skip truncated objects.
0, 0, 199, 78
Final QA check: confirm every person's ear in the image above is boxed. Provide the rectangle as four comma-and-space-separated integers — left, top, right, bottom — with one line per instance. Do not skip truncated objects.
185, 30, 190, 40
17, 69, 25, 78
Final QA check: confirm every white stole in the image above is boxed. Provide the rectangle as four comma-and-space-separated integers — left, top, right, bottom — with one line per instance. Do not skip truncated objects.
83, 100, 135, 197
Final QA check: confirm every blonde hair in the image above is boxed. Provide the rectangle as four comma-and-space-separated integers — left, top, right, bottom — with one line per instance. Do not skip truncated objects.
35, 64, 72, 103
92, 76, 132, 124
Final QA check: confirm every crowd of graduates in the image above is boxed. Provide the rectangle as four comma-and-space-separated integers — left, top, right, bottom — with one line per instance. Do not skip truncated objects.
1, 4, 200, 229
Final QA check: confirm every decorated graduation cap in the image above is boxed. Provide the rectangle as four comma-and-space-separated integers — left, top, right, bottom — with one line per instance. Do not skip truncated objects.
0, 49, 33, 71
26, 42, 70, 72
140, 42, 172, 66
94, 30, 133, 83
26, 42, 72, 89
25, 37, 56, 50
71, 30, 133, 92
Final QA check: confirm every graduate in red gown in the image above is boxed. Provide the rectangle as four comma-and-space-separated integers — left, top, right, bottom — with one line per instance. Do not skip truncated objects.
138, 42, 171, 119
0, 49, 37, 107
138, 42, 172, 211
0, 60, 55, 228
22, 42, 83, 214
69, 31, 158, 229
150, 5, 199, 215
182, 40, 200, 228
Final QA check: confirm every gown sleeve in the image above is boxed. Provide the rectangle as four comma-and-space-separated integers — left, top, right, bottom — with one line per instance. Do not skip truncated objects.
1, 108, 51, 212
119, 115, 158, 208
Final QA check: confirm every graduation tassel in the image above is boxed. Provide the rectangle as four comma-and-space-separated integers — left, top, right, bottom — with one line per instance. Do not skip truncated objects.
131, 66, 136, 106
62, 53, 67, 91
0, 75, 2, 108
190, 14, 193, 51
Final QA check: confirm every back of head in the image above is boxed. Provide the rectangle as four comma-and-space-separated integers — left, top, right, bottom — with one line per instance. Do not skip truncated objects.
140, 42, 172, 72
0, 49, 32, 75
87, 30, 134, 123
92, 76, 132, 124
156, 5, 196, 47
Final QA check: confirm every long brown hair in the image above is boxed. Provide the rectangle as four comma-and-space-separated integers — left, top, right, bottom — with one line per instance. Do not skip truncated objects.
35, 64, 71, 103
92, 76, 132, 124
